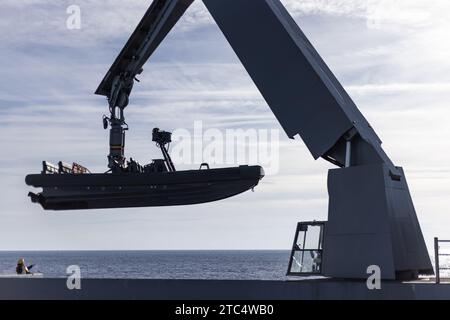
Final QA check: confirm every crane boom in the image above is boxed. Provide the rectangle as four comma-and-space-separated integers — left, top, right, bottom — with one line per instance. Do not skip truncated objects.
95, 0, 194, 106
95, 0, 396, 172
203, 0, 397, 171
95, 0, 194, 171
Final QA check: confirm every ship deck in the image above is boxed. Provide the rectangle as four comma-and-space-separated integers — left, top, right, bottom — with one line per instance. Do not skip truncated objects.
1, 278, 450, 300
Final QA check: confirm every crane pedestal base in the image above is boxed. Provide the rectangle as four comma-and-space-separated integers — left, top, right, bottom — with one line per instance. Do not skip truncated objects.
321, 164, 433, 280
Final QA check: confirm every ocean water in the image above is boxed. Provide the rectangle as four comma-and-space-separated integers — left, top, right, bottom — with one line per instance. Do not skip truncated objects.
0, 251, 291, 280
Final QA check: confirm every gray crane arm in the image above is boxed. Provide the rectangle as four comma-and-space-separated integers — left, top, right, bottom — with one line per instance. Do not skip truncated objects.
95, 0, 194, 108
95, 0, 398, 172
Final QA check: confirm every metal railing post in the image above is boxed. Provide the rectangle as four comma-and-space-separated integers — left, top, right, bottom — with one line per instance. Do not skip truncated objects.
435, 237, 440, 284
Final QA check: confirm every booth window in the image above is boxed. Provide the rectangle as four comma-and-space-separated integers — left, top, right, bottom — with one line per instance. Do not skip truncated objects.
287, 222, 325, 275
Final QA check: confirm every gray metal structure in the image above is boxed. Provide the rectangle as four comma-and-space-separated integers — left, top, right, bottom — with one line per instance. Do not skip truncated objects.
95, 0, 432, 279
434, 238, 450, 284
2, 277, 450, 300
96, 0, 194, 172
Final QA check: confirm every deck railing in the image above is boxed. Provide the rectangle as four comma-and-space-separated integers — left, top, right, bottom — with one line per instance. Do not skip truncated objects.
434, 237, 450, 284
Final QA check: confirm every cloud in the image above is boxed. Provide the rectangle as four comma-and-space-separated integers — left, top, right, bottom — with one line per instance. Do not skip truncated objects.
347, 82, 450, 94
1, 1, 450, 250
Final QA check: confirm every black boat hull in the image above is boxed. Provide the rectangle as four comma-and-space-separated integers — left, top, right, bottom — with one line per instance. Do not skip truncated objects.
26, 166, 264, 210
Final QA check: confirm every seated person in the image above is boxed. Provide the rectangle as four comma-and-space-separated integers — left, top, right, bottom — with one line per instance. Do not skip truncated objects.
16, 258, 33, 275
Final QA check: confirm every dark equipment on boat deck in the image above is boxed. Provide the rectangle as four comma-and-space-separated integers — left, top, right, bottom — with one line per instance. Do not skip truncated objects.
152, 128, 176, 172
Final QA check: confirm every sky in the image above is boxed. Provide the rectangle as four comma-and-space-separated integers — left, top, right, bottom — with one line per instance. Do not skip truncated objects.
1, 0, 450, 251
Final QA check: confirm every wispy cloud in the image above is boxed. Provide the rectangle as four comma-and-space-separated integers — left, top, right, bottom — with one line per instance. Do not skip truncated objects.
1, 1, 449, 250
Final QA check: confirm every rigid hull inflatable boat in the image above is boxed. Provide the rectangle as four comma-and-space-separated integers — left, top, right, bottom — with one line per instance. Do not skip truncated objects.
26, 165, 263, 211
26, 128, 264, 210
